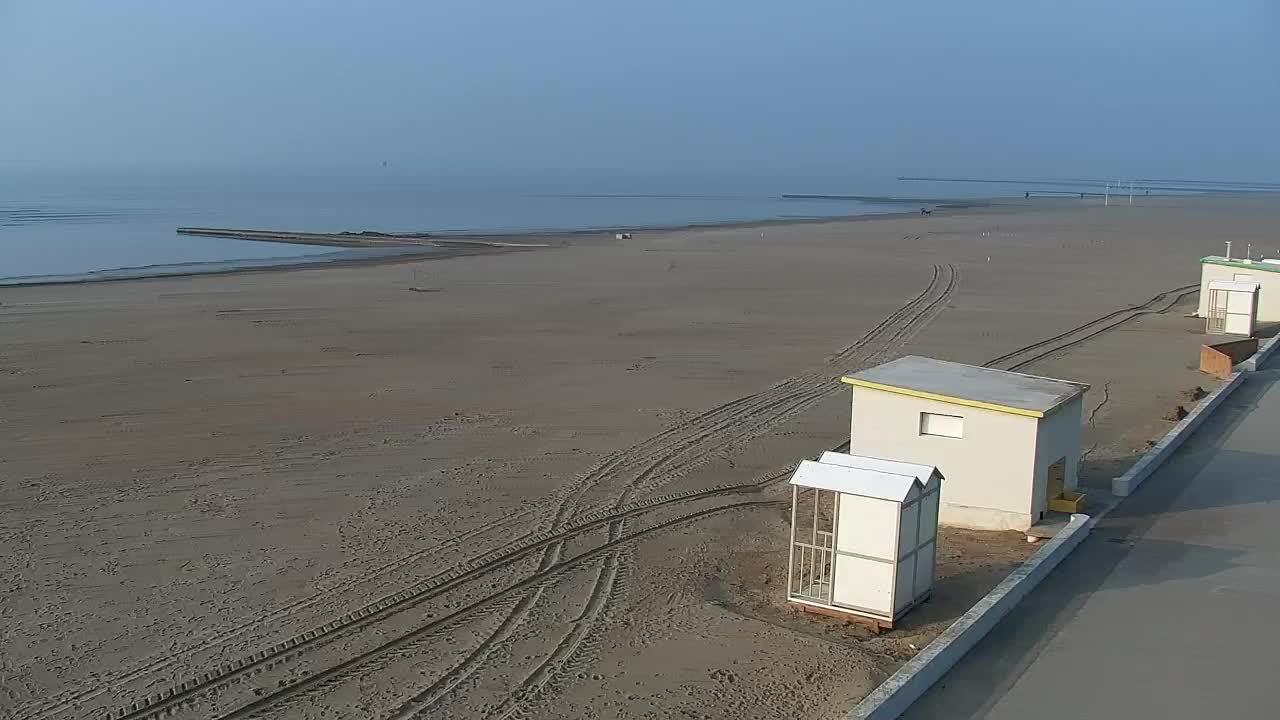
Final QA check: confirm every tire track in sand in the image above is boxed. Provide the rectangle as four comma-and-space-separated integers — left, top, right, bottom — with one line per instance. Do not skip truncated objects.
94, 476, 791, 720
16, 509, 542, 720
405, 265, 958, 720
183, 502, 781, 720
378, 264, 954, 720
983, 283, 1197, 371
97, 264, 955, 720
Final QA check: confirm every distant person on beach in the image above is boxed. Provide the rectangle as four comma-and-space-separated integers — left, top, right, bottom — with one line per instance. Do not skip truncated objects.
920, 207, 932, 216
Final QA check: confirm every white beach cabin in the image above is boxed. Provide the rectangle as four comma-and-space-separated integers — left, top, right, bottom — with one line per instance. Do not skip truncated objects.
787, 451, 942, 628
1197, 255, 1280, 323
1203, 280, 1259, 336
842, 356, 1089, 532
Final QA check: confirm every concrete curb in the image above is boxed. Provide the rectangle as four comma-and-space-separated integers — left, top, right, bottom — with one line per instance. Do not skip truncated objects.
1240, 334, 1280, 372
845, 513, 1092, 720
1111, 370, 1245, 496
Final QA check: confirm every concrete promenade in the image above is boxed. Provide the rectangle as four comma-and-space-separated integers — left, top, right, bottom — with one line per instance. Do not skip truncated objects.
903, 362, 1280, 720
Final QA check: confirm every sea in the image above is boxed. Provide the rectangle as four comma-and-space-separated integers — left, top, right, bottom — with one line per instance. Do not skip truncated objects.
0, 170, 983, 285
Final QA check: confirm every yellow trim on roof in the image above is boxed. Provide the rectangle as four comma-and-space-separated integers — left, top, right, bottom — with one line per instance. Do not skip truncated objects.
839, 377, 1045, 418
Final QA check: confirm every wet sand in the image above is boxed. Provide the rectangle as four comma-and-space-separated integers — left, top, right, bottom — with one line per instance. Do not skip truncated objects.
2, 196, 1273, 719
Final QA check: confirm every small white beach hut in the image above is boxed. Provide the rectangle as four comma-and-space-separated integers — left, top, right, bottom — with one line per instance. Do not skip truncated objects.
1204, 280, 1259, 336
786, 451, 942, 628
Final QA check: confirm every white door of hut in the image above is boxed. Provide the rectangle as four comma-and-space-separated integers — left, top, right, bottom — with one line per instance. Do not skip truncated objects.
1225, 286, 1256, 335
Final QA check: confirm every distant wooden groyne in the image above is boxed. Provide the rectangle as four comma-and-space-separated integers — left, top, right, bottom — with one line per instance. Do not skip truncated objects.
176, 227, 549, 249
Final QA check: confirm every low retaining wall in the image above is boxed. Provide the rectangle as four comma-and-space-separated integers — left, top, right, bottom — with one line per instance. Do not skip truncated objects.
1200, 339, 1257, 380
846, 514, 1092, 720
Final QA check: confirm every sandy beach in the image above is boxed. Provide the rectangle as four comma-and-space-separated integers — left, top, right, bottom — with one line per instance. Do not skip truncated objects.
2, 196, 1273, 720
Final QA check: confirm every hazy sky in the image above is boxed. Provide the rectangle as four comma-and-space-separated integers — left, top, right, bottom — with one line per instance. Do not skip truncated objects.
3, 1, 1278, 179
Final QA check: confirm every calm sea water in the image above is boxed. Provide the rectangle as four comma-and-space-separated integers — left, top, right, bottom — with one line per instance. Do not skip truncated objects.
0, 171, 953, 284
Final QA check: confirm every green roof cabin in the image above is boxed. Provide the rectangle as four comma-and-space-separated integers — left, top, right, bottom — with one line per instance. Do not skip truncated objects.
1197, 254, 1280, 324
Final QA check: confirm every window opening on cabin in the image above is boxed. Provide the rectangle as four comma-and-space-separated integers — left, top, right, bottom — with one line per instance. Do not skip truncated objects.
919, 412, 963, 438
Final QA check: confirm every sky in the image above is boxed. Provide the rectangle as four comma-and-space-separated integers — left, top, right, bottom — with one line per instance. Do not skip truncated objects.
2, 1, 1278, 180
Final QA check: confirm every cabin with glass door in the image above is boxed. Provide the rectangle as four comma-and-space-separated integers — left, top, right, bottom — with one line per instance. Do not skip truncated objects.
787, 451, 942, 628
1197, 255, 1280, 322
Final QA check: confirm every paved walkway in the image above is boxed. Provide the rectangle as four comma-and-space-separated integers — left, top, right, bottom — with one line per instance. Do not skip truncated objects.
903, 364, 1280, 720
